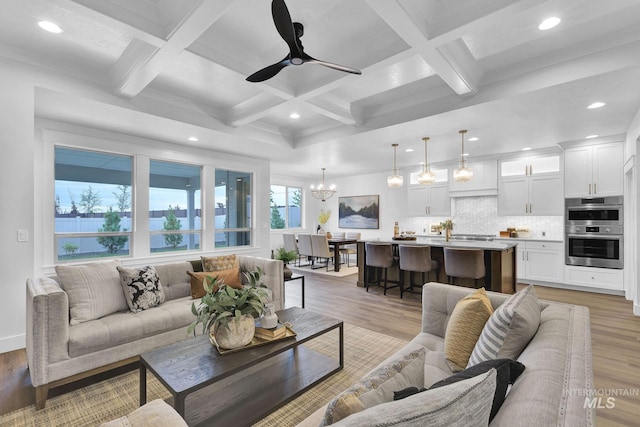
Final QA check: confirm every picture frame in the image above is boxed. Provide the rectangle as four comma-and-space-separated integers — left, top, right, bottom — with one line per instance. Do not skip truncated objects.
338, 195, 379, 229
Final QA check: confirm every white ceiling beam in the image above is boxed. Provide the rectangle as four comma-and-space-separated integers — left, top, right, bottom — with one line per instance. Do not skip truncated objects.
306, 99, 356, 125
109, 0, 235, 98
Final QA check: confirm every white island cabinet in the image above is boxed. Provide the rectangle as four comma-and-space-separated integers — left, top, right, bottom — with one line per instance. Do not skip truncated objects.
564, 142, 623, 198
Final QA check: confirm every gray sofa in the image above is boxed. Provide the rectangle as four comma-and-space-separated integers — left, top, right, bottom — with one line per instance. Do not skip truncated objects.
298, 282, 595, 426
26, 255, 283, 410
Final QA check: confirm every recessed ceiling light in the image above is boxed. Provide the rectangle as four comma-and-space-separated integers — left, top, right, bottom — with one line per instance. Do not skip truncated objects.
38, 21, 63, 34
289, 113, 300, 119
188, 136, 198, 142
522, 147, 532, 151
585, 134, 599, 139
405, 148, 414, 152
587, 102, 606, 109
538, 17, 561, 31
468, 137, 479, 142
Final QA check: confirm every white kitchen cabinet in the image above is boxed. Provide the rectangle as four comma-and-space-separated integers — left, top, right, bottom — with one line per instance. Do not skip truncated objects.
448, 159, 497, 197
564, 142, 623, 197
564, 265, 623, 292
515, 240, 564, 284
408, 184, 450, 216
498, 158, 563, 216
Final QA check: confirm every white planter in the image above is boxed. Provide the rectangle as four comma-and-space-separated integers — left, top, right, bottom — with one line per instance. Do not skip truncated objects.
213, 314, 255, 349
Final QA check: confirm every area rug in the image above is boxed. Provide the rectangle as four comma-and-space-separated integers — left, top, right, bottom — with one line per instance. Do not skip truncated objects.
291, 265, 358, 278
0, 324, 406, 427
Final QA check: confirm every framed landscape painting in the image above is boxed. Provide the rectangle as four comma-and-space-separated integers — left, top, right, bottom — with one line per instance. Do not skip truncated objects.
338, 195, 379, 229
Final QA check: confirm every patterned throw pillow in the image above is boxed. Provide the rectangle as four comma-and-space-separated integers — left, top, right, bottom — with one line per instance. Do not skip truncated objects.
187, 268, 243, 299
321, 348, 426, 425
201, 254, 237, 272
467, 285, 541, 367
444, 288, 494, 372
117, 266, 166, 312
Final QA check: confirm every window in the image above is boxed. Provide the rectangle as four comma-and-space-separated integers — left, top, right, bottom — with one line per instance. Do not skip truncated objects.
149, 160, 201, 253
270, 185, 302, 229
215, 169, 252, 247
54, 147, 132, 261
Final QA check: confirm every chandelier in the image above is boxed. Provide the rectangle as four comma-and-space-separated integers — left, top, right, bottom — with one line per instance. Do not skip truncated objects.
417, 136, 436, 185
387, 143, 403, 188
453, 129, 473, 182
310, 168, 336, 202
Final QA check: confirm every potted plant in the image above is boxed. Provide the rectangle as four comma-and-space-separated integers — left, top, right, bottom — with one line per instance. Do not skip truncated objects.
187, 267, 270, 349
274, 246, 297, 279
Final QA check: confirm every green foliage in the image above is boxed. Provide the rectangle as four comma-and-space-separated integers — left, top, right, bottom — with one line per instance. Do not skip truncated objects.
79, 185, 101, 214
187, 267, 269, 336
274, 246, 297, 263
270, 204, 285, 229
163, 205, 183, 248
97, 208, 129, 254
62, 242, 78, 255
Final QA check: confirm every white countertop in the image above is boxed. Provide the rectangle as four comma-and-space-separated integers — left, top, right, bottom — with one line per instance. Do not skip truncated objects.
364, 237, 518, 251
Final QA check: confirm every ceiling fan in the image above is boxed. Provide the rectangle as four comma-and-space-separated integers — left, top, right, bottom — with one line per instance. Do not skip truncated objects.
246, 0, 362, 82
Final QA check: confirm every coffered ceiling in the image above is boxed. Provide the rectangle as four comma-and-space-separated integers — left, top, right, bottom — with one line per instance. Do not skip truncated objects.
3, 0, 640, 179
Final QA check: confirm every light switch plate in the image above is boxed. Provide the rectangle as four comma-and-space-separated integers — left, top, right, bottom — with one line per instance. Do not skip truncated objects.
18, 229, 28, 242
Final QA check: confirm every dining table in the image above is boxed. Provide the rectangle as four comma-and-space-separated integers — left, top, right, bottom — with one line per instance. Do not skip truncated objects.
327, 238, 358, 272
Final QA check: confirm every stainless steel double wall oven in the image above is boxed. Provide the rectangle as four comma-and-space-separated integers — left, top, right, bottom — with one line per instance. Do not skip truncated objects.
565, 196, 623, 269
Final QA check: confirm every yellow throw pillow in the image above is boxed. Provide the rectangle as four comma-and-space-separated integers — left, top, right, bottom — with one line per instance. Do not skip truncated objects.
444, 288, 494, 372
201, 254, 237, 272
187, 268, 242, 299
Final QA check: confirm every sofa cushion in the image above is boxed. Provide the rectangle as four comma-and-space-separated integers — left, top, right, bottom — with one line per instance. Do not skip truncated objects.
330, 369, 496, 427
430, 358, 525, 421
187, 268, 242, 299
444, 287, 493, 372
321, 348, 426, 425
55, 260, 128, 325
117, 266, 166, 312
468, 285, 540, 367
153, 262, 192, 301
201, 254, 237, 272
68, 297, 194, 358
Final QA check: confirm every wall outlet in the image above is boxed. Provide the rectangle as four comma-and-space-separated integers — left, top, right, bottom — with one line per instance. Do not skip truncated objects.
17, 229, 28, 242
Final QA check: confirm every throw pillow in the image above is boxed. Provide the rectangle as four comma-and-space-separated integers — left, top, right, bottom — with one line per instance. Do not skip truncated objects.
201, 254, 237, 272
187, 268, 243, 299
429, 359, 525, 422
55, 259, 128, 325
117, 266, 166, 313
331, 369, 497, 427
467, 285, 541, 367
444, 287, 494, 372
321, 348, 426, 425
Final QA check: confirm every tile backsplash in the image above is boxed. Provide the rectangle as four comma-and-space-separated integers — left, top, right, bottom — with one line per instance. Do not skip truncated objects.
403, 196, 563, 239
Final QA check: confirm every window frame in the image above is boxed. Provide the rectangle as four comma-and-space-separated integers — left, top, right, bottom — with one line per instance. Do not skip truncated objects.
270, 184, 303, 230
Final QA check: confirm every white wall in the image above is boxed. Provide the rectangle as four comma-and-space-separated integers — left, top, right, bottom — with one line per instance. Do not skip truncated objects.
624, 107, 640, 314
0, 57, 272, 353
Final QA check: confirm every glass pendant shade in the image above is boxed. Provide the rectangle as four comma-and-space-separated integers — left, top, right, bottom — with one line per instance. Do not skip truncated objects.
418, 136, 436, 185
453, 130, 473, 182
310, 168, 336, 201
387, 143, 403, 188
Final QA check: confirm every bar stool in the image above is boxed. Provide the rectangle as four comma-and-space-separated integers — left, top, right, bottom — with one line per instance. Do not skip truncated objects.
365, 243, 399, 295
398, 245, 439, 298
443, 247, 485, 288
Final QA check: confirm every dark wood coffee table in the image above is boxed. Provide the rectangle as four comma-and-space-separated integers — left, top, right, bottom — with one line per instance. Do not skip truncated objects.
139, 307, 343, 426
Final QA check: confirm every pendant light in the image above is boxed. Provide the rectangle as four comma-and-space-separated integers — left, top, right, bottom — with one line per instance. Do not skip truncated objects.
310, 168, 336, 202
387, 143, 403, 188
417, 136, 436, 185
453, 129, 473, 182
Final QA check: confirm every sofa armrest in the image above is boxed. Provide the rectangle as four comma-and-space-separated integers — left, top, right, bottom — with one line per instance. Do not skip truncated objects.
26, 277, 70, 387
238, 256, 284, 311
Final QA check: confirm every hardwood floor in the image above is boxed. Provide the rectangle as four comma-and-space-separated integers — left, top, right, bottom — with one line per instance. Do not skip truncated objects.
2, 273, 639, 425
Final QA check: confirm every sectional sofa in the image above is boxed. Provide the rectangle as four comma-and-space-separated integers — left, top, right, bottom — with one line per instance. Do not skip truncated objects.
26, 255, 283, 410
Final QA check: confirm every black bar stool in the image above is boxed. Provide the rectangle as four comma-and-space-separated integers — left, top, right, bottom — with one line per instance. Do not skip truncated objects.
443, 247, 485, 288
364, 243, 399, 295
398, 245, 439, 298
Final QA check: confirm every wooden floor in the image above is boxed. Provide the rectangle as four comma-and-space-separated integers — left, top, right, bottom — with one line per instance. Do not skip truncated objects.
2, 273, 639, 425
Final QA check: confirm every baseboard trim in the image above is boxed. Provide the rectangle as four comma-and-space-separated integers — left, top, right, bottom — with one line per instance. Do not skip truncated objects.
524, 280, 625, 296
0, 333, 26, 354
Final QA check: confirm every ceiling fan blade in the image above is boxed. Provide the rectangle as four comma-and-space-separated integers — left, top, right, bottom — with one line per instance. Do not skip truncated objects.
246, 59, 290, 82
306, 57, 362, 75
271, 0, 302, 56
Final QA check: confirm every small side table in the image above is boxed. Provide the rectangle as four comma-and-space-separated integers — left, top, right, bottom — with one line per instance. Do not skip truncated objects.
284, 274, 305, 308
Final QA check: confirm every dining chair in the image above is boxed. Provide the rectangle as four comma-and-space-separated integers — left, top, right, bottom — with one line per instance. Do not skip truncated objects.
443, 247, 486, 288
340, 232, 361, 267
331, 231, 345, 239
310, 234, 335, 271
364, 242, 399, 295
282, 233, 302, 266
398, 245, 439, 298
297, 234, 314, 268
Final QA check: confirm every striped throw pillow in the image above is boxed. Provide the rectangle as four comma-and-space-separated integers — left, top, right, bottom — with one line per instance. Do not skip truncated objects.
467, 285, 541, 367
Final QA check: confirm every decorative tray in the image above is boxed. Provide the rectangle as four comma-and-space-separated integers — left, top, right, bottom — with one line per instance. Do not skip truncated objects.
392, 236, 417, 240
209, 325, 297, 355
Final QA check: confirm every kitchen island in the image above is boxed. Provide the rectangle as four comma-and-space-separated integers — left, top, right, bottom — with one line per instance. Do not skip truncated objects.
356, 237, 518, 294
